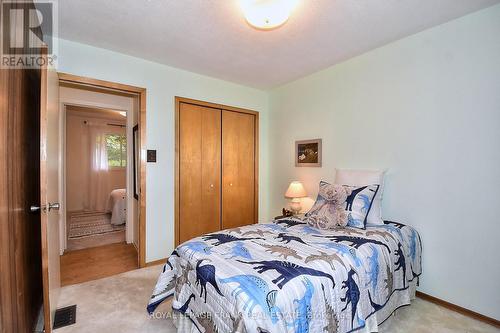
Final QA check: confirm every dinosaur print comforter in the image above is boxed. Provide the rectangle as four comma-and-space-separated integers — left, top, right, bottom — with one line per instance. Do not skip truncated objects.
147, 219, 422, 333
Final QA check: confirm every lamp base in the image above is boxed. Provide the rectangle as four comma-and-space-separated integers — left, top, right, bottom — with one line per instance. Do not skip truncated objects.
289, 198, 302, 215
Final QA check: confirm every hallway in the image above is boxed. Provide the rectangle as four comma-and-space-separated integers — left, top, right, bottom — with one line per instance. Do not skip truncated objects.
60, 242, 138, 286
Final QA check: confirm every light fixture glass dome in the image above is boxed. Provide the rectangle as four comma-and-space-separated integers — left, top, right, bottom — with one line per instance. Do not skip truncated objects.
239, 0, 300, 30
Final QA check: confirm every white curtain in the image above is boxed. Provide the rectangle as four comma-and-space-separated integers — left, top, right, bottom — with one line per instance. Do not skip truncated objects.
86, 124, 110, 212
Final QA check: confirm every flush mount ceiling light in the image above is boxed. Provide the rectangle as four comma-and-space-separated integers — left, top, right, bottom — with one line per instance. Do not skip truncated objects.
239, 0, 300, 30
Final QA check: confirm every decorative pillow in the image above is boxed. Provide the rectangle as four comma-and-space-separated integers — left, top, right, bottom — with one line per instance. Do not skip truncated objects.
305, 181, 351, 229
335, 169, 386, 225
343, 184, 380, 229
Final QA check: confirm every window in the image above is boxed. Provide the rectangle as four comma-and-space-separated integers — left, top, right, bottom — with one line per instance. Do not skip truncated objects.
106, 134, 127, 168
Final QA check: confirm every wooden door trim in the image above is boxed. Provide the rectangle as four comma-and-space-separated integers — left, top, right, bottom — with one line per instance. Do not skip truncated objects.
58, 73, 147, 267
175, 96, 259, 116
254, 114, 259, 227
58, 73, 145, 95
40, 54, 53, 333
174, 97, 259, 247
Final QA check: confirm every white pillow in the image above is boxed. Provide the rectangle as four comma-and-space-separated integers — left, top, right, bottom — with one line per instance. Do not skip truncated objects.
334, 169, 386, 225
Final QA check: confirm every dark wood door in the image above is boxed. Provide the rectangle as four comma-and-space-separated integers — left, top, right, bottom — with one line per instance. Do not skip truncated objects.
0, 67, 44, 332
178, 103, 221, 243
222, 110, 256, 229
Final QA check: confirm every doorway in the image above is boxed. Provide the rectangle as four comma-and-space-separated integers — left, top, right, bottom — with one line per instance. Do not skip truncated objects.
57, 73, 147, 286
64, 105, 129, 251
0, 60, 147, 330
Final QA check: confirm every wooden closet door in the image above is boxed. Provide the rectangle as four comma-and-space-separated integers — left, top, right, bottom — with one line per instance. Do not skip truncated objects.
222, 110, 256, 229
179, 103, 221, 243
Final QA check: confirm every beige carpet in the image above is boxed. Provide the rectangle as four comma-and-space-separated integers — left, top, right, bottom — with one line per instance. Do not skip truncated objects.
56, 265, 499, 333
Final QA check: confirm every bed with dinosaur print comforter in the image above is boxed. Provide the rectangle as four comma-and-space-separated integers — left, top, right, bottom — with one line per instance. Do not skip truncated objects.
147, 218, 422, 333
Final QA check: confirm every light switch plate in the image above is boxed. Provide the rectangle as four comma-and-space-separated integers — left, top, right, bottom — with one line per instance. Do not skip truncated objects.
147, 150, 157, 162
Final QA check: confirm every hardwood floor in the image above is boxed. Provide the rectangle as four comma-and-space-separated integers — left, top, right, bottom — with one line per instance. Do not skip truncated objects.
60, 242, 138, 286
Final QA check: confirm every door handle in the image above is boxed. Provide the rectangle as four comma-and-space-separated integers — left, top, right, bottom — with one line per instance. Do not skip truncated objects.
30, 205, 42, 212
48, 202, 60, 211
30, 203, 59, 213
30, 204, 48, 213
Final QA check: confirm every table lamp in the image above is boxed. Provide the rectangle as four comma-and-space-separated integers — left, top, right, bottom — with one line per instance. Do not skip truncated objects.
285, 181, 307, 215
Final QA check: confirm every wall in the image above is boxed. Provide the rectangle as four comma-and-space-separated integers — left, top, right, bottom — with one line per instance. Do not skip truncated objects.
268, 5, 500, 319
65, 112, 126, 212
56, 39, 270, 262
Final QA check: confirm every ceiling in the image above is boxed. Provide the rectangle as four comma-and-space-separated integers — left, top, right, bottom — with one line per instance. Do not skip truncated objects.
58, 0, 499, 89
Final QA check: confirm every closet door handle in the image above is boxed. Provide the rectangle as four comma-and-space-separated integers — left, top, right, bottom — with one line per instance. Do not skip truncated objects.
210, 184, 214, 188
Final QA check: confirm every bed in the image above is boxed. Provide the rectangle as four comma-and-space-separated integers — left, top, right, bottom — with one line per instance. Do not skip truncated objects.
147, 218, 422, 333
106, 189, 127, 225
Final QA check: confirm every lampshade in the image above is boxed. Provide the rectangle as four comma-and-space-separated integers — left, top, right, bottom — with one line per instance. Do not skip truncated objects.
239, 0, 300, 30
285, 181, 307, 198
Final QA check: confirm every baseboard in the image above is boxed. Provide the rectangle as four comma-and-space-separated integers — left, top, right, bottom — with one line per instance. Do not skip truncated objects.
416, 291, 499, 328
145, 258, 167, 267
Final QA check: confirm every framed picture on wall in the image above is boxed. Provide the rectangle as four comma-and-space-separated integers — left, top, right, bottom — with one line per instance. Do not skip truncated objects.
133, 125, 140, 199
295, 139, 322, 167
